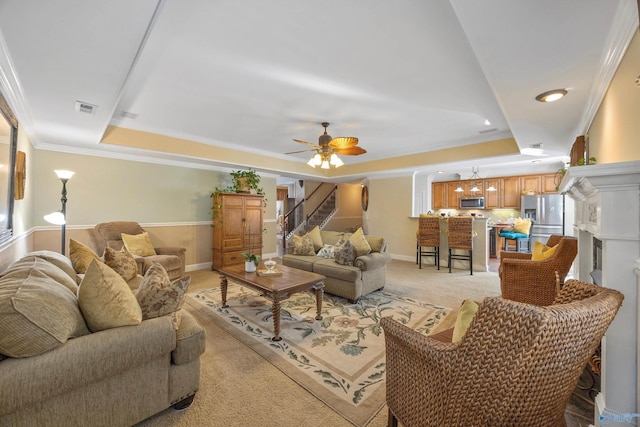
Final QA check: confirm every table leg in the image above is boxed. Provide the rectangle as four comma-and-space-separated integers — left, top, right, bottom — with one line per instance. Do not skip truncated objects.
271, 300, 282, 342
220, 274, 229, 308
314, 282, 324, 321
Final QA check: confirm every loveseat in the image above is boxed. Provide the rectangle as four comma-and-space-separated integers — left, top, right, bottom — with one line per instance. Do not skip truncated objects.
0, 250, 205, 426
283, 228, 391, 302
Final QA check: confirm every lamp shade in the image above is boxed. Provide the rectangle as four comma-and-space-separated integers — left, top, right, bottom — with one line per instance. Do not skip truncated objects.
54, 170, 75, 180
44, 211, 66, 225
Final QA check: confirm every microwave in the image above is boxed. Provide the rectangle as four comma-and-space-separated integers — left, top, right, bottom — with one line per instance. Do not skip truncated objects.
460, 197, 485, 209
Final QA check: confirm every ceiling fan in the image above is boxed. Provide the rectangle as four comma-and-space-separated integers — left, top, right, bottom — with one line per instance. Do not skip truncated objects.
285, 122, 366, 168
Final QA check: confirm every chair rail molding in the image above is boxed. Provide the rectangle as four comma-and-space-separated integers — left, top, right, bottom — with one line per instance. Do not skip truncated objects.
559, 160, 640, 423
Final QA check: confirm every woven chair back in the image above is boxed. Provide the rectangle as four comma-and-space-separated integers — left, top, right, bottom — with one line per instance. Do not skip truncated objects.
447, 217, 473, 250
418, 217, 440, 247
382, 279, 623, 427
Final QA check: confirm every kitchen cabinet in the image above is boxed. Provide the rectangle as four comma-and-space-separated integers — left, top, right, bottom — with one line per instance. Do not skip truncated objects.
212, 193, 263, 270
483, 179, 501, 209
542, 174, 559, 193
432, 182, 446, 210
502, 177, 521, 208
520, 175, 541, 195
447, 183, 461, 209
462, 181, 483, 197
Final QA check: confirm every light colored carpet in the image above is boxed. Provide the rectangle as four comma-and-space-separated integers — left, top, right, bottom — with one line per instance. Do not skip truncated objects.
189, 283, 450, 426
136, 259, 501, 427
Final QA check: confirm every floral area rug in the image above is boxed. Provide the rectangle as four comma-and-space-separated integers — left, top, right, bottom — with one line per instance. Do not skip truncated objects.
189, 284, 451, 427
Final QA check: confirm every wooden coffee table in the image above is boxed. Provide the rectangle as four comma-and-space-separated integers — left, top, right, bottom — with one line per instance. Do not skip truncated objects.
217, 263, 325, 341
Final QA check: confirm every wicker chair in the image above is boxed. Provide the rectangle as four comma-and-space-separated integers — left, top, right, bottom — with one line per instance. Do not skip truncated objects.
499, 235, 577, 306
417, 216, 440, 269
446, 216, 474, 275
381, 280, 623, 427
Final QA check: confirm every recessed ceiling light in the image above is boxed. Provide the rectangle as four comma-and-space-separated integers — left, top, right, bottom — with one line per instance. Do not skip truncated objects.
535, 89, 567, 102
484, 119, 491, 126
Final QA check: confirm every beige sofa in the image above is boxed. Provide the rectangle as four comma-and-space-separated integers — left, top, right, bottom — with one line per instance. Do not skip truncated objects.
0, 250, 205, 427
283, 230, 391, 302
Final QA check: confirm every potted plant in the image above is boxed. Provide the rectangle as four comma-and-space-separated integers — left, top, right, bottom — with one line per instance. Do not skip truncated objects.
230, 169, 264, 194
241, 252, 261, 272
241, 226, 261, 272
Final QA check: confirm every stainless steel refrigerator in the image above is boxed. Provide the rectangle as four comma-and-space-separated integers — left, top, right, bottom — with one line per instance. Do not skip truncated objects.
521, 194, 564, 246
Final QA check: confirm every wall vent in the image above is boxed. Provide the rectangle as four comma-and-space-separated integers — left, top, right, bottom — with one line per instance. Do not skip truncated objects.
478, 127, 498, 134
75, 101, 97, 114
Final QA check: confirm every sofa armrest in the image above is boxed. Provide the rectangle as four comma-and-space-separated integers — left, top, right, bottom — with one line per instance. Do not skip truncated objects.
155, 247, 186, 258
0, 316, 176, 416
354, 252, 391, 270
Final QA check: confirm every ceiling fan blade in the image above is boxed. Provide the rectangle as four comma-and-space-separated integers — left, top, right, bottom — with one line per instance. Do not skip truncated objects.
329, 137, 358, 150
285, 148, 318, 155
334, 146, 367, 156
293, 139, 319, 148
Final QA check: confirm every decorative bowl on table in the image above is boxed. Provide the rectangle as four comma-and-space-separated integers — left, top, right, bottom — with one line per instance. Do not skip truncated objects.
264, 259, 277, 270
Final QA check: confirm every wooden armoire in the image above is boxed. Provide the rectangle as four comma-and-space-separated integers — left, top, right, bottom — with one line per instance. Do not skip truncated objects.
211, 193, 264, 270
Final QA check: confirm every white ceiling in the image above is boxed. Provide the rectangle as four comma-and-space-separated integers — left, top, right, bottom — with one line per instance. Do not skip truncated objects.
0, 0, 637, 180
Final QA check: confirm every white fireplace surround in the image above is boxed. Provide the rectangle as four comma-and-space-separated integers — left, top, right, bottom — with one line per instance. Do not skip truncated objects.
559, 160, 640, 426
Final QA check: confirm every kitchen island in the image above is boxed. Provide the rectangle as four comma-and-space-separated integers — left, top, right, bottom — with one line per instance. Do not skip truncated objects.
415, 216, 489, 272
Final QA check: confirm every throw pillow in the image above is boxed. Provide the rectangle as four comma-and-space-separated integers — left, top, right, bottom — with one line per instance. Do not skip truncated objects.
121, 232, 157, 257
349, 227, 372, 257
103, 247, 139, 281
24, 250, 79, 283
334, 237, 355, 265
306, 225, 324, 252
531, 241, 558, 260
513, 217, 532, 235
77, 259, 142, 332
69, 239, 101, 274
0, 264, 89, 358
3, 256, 79, 294
135, 263, 190, 329
317, 244, 335, 259
291, 234, 315, 255
452, 299, 479, 342
365, 236, 385, 253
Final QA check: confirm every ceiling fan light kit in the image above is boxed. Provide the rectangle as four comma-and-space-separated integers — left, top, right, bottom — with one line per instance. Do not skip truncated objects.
287, 122, 366, 169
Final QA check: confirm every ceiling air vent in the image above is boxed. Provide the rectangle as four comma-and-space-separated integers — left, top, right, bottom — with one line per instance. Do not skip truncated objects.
478, 128, 498, 134
75, 101, 97, 115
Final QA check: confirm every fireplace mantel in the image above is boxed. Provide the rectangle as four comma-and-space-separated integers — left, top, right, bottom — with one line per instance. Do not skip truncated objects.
559, 160, 640, 425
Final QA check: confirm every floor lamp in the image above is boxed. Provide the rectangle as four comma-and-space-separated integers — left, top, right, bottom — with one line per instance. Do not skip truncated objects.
44, 170, 75, 255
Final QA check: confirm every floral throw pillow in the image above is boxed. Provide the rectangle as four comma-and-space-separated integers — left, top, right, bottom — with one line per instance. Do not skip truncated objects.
103, 247, 138, 281
334, 237, 355, 265
317, 244, 335, 259
135, 263, 190, 330
291, 234, 316, 255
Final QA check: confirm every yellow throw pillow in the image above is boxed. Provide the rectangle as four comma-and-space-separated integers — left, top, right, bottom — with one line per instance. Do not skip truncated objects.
513, 217, 532, 235
452, 299, 479, 342
306, 225, 324, 252
531, 241, 558, 260
77, 259, 142, 332
349, 227, 372, 257
69, 239, 101, 274
121, 232, 157, 257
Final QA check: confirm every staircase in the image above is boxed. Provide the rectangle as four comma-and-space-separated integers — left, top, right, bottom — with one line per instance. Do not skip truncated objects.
283, 183, 337, 245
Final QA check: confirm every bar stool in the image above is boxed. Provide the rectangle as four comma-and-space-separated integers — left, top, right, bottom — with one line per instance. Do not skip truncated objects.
417, 216, 440, 269
447, 216, 475, 275
499, 219, 533, 253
